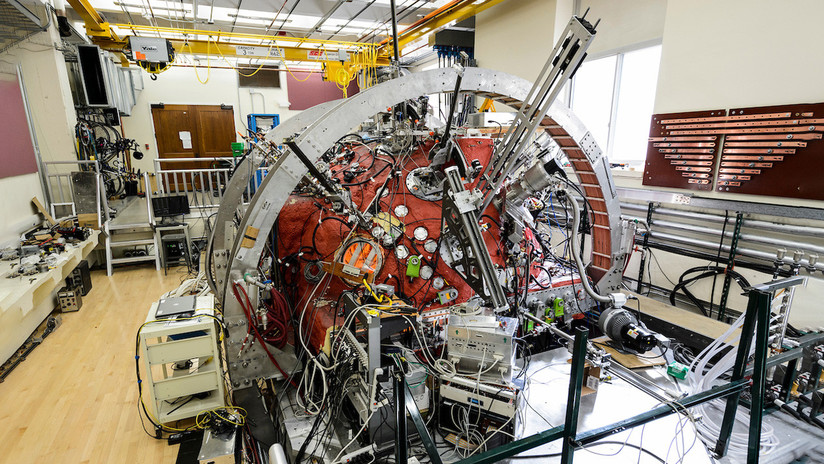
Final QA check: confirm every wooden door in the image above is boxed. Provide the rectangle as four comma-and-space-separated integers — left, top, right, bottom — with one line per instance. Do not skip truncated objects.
151, 104, 235, 192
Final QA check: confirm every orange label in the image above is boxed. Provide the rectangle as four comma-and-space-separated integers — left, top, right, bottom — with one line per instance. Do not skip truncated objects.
135, 51, 146, 60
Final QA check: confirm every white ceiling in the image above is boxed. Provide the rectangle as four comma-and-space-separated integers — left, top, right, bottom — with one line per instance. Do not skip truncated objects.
76, 0, 449, 42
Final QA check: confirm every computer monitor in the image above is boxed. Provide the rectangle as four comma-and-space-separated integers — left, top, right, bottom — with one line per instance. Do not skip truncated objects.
151, 194, 190, 218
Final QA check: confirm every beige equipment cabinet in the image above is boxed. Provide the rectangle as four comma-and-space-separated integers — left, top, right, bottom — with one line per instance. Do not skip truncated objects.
139, 295, 225, 424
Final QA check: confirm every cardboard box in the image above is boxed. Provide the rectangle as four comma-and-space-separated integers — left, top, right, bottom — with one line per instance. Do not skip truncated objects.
77, 213, 99, 229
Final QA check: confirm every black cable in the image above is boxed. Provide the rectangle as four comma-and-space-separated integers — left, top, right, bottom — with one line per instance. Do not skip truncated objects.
340, 163, 391, 186
668, 265, 751, 317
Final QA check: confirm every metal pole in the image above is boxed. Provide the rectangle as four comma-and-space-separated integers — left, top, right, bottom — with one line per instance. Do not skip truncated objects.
717, 212, 743, 321
394, 371, 407, 464
284, 139, 338, 195
403, 383, 443, 464
389, 0, 400, 63
17, 65, 50, 207
636, 202, 654, 293
714, 290, 760, 457
561, 327, 589, 464
780, 359, 798, 402
438, 67, 464, 149
748, 289, 771, 464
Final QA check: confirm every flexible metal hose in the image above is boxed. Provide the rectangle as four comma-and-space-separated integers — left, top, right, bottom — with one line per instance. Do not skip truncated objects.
562, 191, 612, 304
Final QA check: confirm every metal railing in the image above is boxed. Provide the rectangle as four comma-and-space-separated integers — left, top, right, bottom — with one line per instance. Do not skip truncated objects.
153, 157, 268, 209
42, 160, 103, 229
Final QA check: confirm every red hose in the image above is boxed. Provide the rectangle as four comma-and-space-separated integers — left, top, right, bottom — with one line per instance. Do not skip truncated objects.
232, 283, 297, 386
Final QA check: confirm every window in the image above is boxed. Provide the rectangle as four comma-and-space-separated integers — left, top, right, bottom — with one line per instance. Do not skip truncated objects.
570, 45, 662, 165
238, 66, 281, 88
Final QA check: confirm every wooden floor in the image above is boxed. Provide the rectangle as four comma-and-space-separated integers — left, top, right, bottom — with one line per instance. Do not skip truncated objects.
0, 266, 189, 463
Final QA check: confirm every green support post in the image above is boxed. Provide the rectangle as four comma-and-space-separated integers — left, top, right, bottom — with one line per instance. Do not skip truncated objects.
780, 359, 799, 402
714, 287, 764, 457
747, 289, 771, 464
636, 203, 654, 293
714, 278, 807, 462
717, 212, 743, 321
561, 327, 589, 464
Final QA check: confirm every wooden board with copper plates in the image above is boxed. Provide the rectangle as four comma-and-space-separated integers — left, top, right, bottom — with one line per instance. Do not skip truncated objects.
643, 109, 725, 191
714, 102, 824, 200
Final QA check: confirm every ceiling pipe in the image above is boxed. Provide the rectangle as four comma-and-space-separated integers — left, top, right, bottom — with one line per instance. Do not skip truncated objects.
304, 0, 347, 38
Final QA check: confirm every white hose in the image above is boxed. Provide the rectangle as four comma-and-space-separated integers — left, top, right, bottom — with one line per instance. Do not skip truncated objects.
686, 313, 779, 458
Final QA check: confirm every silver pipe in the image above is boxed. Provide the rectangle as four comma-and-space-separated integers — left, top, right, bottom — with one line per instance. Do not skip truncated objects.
649, 230, 824, 272
640, 217, 824, 256
622, 202, 824, 238
564, 193, 612, 304
609, 361, 680, 402
523, 313, 573, 341
18, 65, 49, 206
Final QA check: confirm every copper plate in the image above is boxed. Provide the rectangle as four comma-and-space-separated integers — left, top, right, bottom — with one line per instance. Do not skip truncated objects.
658, 148, 715, 154
725, 141, 807, 148
719, 168, 761, 175
721, 162, 773, 168
726, 133, 823, 141
652, 142, 716, 148
722, 148, 796, 154
722, 155, 784, 161
660, 112, 792, 124
670, 160, 713, 166
663, 154, 714, 160
681, 172, 711, 178
669, 126, 819, 136
664, 119, 806, 130
648, 136, 717, 142
675, 166, 712, 172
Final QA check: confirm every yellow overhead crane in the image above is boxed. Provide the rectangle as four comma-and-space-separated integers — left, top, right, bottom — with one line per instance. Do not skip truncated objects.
67, 0, 507, 87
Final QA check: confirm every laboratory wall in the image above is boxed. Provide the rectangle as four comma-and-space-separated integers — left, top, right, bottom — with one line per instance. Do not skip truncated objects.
472, 0, 824, 327
619, 0, 824, 328
0, 27, 78, 246
123, 65, 300, 173
0, 25, 81, 364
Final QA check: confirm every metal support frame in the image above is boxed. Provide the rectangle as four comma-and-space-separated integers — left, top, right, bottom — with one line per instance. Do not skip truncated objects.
394, 371, 408, 463
442, 166, 508, 312
478, 14, 597, 213
457, 278, 795, 464
780, 359, 799, 402
635, 202, 655, 293
391, 370, 444, 464
717, 212, 744, 321
389, 0, 400, 63
561, 328, 589, 463
714, 276, 805, 462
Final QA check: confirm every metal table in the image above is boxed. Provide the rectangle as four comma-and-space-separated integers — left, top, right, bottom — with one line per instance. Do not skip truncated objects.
498, 348, 711, 464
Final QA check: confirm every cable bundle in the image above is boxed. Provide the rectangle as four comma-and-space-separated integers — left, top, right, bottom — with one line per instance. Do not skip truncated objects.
686, 313, 779, 458
260, 288, 290, 349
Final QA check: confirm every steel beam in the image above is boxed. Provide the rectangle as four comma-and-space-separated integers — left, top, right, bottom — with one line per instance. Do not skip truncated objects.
378, 0, 508, 56
561, 328, 589, 464
717, 212, 743, 321
67, 0, 118, 39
